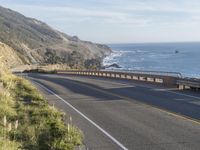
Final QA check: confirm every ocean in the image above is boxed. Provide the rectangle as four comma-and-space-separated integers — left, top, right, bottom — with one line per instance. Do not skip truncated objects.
103, 42, 200, 78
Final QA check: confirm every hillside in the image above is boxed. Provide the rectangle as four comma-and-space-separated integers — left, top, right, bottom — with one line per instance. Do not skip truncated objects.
0, 5, 111, 67
0, 42, 23, 68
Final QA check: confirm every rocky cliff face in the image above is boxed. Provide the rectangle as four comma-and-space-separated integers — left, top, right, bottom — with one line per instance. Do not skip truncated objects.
0, 6, 112, 66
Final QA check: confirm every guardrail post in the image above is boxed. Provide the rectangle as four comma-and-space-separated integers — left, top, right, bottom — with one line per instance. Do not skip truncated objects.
132, 76, 137, 80
126, 75, 131, 79
162, 77, 177, 86
130, 75, 133, 79
178, 85, 185, 90
147, 77, 153, 82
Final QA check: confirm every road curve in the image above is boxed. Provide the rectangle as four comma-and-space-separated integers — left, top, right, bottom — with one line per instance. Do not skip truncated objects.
27, 73, 200, 150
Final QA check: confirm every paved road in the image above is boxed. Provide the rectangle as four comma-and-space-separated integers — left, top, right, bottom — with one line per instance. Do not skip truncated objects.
27, 73, 200, 150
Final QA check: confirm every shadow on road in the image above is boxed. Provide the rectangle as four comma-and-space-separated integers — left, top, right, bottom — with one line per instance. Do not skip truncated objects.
30, 74, 200, 120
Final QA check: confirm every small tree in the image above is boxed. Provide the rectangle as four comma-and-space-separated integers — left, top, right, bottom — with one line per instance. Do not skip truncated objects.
68, 51, 84, 69
84, 58, 101, 70
45, 50, 62, 64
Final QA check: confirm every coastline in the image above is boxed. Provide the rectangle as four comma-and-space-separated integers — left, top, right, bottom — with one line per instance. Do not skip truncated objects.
103, 43, 200, 78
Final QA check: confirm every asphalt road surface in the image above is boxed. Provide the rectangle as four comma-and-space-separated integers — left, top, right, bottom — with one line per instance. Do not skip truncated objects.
26, 73, 200, 150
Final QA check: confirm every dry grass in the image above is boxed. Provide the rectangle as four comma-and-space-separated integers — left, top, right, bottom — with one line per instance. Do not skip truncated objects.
0, 56, 83, 150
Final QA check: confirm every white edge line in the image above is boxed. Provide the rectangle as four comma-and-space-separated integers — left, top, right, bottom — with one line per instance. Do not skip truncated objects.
120, 82, 200, 100
119, 81, 200, 100
138, 84, 200, 100
31, 79, 128, 150
165, 90, 200, 100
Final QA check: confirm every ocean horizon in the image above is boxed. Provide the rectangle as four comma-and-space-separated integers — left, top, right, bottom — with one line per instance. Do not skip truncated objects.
103, 42, 200, 78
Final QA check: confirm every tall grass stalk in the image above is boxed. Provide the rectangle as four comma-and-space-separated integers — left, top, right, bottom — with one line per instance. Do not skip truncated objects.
0, 57, 83, 149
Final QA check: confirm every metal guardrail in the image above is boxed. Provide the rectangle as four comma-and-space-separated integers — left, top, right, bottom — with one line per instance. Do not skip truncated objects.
177, 78, 200, 89
57, 70, 200, 90
101, 69, 182, 78
57, 70, 179, 85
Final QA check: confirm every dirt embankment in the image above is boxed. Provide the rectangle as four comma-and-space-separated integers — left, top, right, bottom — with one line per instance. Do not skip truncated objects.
0, 42, 23, 69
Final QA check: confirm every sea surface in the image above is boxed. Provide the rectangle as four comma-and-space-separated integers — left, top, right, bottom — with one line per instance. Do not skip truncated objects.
103, 42, 200, 78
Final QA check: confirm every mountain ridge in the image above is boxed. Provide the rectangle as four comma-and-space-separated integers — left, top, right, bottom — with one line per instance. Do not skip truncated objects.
0, 5, 112, 68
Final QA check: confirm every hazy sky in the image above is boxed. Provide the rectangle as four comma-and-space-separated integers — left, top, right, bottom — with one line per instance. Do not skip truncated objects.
1, 0, 200, 43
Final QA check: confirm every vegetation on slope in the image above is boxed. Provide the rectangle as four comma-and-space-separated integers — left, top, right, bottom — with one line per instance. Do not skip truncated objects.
44, 50, 101, 70
0, 5, 111, 65
0, 59, 83, 149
